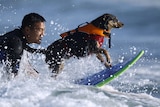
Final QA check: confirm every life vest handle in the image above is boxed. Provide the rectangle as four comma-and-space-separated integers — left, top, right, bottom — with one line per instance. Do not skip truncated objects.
76, 22, 89, 32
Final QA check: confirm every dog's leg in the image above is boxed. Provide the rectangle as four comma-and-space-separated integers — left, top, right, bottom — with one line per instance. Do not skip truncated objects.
93, 41, 111, 67
50, 61, 64, 78
99, 48, 111, 63
96, 53, 111, 67
96, 48, 111, 67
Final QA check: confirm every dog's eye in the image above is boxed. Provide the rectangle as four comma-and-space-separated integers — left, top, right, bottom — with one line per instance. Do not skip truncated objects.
113, 18, 118, 22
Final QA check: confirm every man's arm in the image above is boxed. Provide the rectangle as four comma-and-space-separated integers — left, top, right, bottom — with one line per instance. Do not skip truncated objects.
24, 45, 46, 54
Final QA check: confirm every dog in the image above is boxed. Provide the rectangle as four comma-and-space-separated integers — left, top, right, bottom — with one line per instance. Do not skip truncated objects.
26, 13, 123, 76
42, 13, 124, 76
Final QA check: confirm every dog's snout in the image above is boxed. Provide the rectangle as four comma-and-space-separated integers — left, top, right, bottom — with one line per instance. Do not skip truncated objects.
116, 21, 124, 28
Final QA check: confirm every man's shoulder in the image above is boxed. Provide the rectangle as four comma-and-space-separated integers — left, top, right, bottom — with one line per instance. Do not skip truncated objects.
4, 29, 21, 37
0, 29, 23, 44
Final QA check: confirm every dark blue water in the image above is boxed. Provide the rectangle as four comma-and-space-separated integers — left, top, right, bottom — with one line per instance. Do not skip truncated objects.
0, 0, 160, 107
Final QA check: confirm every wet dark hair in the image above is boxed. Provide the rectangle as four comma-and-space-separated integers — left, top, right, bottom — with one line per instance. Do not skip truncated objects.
21, 13, 46, 29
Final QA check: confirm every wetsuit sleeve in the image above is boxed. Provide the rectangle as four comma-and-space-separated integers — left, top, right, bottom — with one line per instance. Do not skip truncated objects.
7, 36, 23, 59
6, 36, 23, 74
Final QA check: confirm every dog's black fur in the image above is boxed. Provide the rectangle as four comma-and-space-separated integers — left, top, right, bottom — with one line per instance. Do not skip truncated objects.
45, 32, 100, 74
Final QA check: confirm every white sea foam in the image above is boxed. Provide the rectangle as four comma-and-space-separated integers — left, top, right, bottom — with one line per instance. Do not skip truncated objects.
0, 0, 160, 106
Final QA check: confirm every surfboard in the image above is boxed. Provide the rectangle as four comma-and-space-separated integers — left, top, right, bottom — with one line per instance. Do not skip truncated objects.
74, 50, 144, 87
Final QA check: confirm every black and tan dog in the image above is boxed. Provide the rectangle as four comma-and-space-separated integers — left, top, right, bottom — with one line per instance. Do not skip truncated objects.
43, 13, 124, 76
26, 13, 123, 76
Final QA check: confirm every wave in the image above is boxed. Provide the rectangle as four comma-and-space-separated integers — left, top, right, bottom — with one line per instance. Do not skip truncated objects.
0, 1, 160, 107
0, 75, 160, 107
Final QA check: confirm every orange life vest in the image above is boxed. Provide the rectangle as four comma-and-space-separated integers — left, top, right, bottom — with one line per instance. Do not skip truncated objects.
60, 23, 106, 38
60, 23, 111, 47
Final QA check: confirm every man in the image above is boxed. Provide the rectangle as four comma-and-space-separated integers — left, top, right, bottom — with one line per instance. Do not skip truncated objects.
0, 13, 46, 76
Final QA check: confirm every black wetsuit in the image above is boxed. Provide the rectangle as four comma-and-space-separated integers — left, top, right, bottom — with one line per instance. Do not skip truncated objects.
0, 29, 27, 74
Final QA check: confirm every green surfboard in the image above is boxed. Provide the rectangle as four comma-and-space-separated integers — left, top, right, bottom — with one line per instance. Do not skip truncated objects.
75, 50, 144, 87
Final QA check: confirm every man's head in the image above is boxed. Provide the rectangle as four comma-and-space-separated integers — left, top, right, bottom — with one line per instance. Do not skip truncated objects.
21, 13, 46, 44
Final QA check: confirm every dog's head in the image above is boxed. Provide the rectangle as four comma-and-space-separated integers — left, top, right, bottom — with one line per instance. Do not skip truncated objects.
91, 13, 124, 31
91, 13, 124, 48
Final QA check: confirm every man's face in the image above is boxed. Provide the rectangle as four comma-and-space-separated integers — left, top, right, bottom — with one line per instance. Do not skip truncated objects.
25, 22, 45, 44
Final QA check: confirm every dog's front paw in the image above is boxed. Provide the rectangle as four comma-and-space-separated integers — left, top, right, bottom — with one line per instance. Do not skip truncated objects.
50, 73, 58, 79
106, 55, 111, 64
104, 62, 112, 68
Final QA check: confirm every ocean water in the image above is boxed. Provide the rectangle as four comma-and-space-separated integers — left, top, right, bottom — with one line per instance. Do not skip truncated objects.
0, 0, 160, 107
